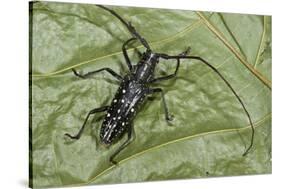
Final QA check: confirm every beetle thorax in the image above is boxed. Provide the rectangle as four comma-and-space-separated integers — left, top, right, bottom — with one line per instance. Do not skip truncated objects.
135, 52, 158, 82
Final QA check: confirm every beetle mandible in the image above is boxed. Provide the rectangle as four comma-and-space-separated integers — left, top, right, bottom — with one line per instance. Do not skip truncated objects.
65, 5, 254, 165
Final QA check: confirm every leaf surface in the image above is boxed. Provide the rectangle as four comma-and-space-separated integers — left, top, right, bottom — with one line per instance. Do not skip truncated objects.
30, 2, 271, 188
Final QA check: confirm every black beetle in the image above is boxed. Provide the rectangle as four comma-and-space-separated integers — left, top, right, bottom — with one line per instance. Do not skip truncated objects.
65, 5, 254, 165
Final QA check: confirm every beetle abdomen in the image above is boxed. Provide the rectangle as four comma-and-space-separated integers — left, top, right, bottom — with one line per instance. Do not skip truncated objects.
100, 76, 148, 144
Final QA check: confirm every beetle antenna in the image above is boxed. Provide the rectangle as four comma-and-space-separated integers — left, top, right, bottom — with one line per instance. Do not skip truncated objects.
96, 4, 151, 50
158, 54, 255, 156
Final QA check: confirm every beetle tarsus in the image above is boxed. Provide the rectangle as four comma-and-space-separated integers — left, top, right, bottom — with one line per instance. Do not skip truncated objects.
64, 133, 79, 140
166, 114, 174, 122
72, 68, 86, 79
109, 157, 118, 165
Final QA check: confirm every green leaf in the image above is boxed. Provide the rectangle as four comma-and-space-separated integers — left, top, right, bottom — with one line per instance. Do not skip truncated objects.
30, 1, 271, 188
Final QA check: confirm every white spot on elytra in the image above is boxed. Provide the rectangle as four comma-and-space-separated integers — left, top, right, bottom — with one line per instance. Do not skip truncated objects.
113, 117, 116, 120
118, 109, 120, 113
131, 108, 134, 112
121, 99, 124, 103
118, 116, 121, 120
122, 89, 126, 94
122, 122, 125, 126
107, 113, 110, 117
114, 99, 117, 103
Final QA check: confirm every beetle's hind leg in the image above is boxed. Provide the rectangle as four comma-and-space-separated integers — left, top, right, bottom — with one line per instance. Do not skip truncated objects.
110, 124, 135, 165
65, 106, 109, 140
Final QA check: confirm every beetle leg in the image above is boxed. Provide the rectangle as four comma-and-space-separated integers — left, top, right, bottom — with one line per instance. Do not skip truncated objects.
148, 88, 173, 122
122, 37, 137, 71
110, 124, 135, 165
72, 68, 123, 81
134, 47, 143, 59
65, 106, 109, 140
157, 54, 254, 156
149, 47, 191, 83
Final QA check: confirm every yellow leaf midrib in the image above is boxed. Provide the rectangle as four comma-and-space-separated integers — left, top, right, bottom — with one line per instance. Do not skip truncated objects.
65, 113, 271, 187
196, 12, 271, 89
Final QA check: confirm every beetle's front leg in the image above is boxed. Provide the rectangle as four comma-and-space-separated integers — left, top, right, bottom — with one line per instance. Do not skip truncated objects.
72, 67, 123, 81
122, 37, 137, 71
148, 88, 173, 122
149, 47, 191, 83
110, 124, 135, 165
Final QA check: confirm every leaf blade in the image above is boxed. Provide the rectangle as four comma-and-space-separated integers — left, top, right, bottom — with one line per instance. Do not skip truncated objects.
31, 2, 272, 188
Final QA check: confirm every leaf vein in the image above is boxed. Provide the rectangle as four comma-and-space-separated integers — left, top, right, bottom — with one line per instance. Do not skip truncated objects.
196, 12, 271, 89
254, 16, 267, 68
86, 113, 271, 184
31, 17, 204, 77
